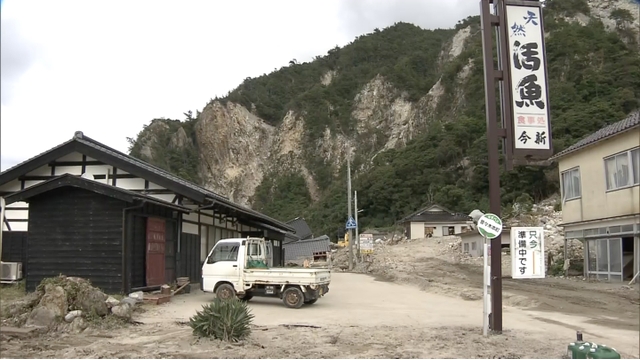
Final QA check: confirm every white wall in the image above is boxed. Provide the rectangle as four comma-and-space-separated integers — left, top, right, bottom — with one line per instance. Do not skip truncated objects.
408, 222, 470, 239
462, 231, 512, 258
410, 222, 425, 239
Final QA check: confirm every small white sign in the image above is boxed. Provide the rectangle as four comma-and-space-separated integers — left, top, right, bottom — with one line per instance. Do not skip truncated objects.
477, 213, 503, 239
359, 234, 374, 254
510, 227, 546, 279
504, 4, 552, 151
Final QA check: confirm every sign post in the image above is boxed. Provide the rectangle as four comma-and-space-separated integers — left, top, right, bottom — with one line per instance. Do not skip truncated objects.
346, 216, 357, 231
476, 213, 503, 336
480, 0, 552, 333
510, 227, 546, 279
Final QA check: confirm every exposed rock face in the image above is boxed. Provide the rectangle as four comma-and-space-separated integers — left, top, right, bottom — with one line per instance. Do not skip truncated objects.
129, 0, 634, 208
195, 102, 275, 205
587, 0, 639, 30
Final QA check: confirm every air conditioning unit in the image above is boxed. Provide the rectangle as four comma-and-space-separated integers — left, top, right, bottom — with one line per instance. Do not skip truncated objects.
0, 261, 23, 281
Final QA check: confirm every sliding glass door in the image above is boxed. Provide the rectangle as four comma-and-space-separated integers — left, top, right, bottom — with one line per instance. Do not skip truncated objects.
586, 238, 623, 281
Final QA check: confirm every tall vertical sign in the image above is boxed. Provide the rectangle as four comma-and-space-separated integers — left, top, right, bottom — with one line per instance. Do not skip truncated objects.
510, 227, 546, 279
479, 0, 552, 334
504, 3, 553, 159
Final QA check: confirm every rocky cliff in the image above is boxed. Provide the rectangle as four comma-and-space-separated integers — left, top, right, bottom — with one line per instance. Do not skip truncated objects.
127, 0, 640, 235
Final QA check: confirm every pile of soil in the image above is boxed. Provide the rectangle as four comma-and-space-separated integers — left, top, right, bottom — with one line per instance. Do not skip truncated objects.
1, 275, 138, 334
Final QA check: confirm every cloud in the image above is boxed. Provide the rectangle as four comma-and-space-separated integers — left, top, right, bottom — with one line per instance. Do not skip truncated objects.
0, 17, 42, 105
0, 0, 478, 172
336, 0, 478, 37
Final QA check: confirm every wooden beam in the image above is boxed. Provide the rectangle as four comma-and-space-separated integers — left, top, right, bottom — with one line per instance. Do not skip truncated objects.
47, 160, 105, 167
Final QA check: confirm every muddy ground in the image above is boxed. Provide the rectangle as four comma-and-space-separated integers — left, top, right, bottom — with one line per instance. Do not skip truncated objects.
347, 238, 640, 332
1, 237, 639, 359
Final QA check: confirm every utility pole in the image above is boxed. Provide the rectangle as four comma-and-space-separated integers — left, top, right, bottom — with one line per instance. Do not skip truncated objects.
347, 155, 354, 271
354, 190, 360, 262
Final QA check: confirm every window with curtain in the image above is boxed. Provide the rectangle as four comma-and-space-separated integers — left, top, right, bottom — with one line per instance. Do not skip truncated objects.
561, 168, 581, 200
605, 148, 639, 190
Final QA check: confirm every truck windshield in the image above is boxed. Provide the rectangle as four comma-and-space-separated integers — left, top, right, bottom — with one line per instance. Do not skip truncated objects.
208, 242, 240, 263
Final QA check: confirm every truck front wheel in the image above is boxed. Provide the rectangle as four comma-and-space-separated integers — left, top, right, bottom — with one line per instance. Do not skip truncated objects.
282, 287, 304, 309
215, 283, 236, 300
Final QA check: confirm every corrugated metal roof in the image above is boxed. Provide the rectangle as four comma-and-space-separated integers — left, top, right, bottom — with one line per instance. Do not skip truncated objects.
550, 111, 640, 161
285, 217, 313, 239
283, 235, 331, 262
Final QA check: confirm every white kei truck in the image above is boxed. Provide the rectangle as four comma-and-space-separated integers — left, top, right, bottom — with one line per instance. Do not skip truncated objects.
201, 237, 331, 308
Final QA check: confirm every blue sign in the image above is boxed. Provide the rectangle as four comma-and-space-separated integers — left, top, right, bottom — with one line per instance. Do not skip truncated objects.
345, 216, 357, 230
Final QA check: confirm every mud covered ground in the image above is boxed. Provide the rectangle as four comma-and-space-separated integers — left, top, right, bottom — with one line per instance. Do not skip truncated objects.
347, 238, 640, 333
1, 237, 638, 359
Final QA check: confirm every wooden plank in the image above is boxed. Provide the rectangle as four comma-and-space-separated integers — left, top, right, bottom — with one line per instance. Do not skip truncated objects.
0, 326, 39, 338
142, 293, 172, 305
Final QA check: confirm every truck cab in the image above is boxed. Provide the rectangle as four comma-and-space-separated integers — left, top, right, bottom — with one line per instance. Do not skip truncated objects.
202, 237, 330, 308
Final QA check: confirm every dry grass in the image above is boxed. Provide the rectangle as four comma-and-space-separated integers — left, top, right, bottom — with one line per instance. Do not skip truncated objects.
0, 281, 26, 304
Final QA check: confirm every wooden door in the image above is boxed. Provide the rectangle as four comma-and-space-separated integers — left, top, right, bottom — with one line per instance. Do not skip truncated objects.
146, 217, 166, 287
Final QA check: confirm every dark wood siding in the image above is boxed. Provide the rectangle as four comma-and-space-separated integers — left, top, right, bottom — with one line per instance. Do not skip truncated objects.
178, 233, 200, 283
130, 215, 146, 289
1, 231, 27, 274
26, 187, 125, 294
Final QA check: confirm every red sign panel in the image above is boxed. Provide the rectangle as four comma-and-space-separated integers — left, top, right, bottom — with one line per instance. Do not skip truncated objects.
146, 217, 166, 287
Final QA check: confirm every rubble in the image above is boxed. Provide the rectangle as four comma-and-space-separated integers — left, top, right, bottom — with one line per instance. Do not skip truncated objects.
1, 275, 138, 333
331, 196, 583, 278
507, 195, 584, 270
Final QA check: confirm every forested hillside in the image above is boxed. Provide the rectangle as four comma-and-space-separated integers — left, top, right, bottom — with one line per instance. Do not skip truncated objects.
128, 0, 640, 237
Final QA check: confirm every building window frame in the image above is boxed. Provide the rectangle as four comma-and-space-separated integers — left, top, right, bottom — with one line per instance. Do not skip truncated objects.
604, 147, 640, 192
561, 167, 581, 201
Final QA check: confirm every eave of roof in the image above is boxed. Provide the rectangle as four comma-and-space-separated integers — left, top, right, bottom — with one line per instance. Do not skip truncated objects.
4, 173, 190, 212
549, 110, 640, 162
397, 204, 461, 223
0, 132, 295, 233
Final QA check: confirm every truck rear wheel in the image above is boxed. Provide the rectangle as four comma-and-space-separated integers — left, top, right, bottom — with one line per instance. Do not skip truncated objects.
238, 292, 253, 301
304, 299, 317, 305
215, 283, 236, 300
282, 287, 304, 308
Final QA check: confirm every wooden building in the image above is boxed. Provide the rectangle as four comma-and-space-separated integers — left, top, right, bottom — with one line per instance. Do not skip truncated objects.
0, 131, 295, 293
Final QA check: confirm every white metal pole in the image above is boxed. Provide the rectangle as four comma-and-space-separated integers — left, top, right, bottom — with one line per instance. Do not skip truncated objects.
354, 191, 359, 262
483, 236, 489, 336
347, 155, 353, 270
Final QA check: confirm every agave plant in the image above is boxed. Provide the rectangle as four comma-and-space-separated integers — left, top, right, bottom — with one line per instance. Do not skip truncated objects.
189, 297, 254, 342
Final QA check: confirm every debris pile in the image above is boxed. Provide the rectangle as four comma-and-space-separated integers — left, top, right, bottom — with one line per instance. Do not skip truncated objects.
2, 276, 141, 333
508, 195, 584, 269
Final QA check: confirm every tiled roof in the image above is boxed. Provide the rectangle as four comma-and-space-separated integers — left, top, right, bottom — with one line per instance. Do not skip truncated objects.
0, 131, 294, 233
550, 110, 640, 161
283, 235, 331, 262
285, 217, 313, 239
398, 204, 472, 224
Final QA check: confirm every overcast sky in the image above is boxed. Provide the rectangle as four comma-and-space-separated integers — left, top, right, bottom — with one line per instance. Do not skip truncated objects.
0, 0, 477, 171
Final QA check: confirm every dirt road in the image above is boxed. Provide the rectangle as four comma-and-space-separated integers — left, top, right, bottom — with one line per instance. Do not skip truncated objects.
2, 270, 638, 359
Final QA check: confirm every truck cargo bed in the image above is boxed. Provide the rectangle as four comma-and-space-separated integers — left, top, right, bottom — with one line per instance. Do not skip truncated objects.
243, 267, 331, 285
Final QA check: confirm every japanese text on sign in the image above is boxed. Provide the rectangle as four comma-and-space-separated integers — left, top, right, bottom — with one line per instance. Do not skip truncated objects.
510, 227, 545, 279
505, 5, 551, 151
